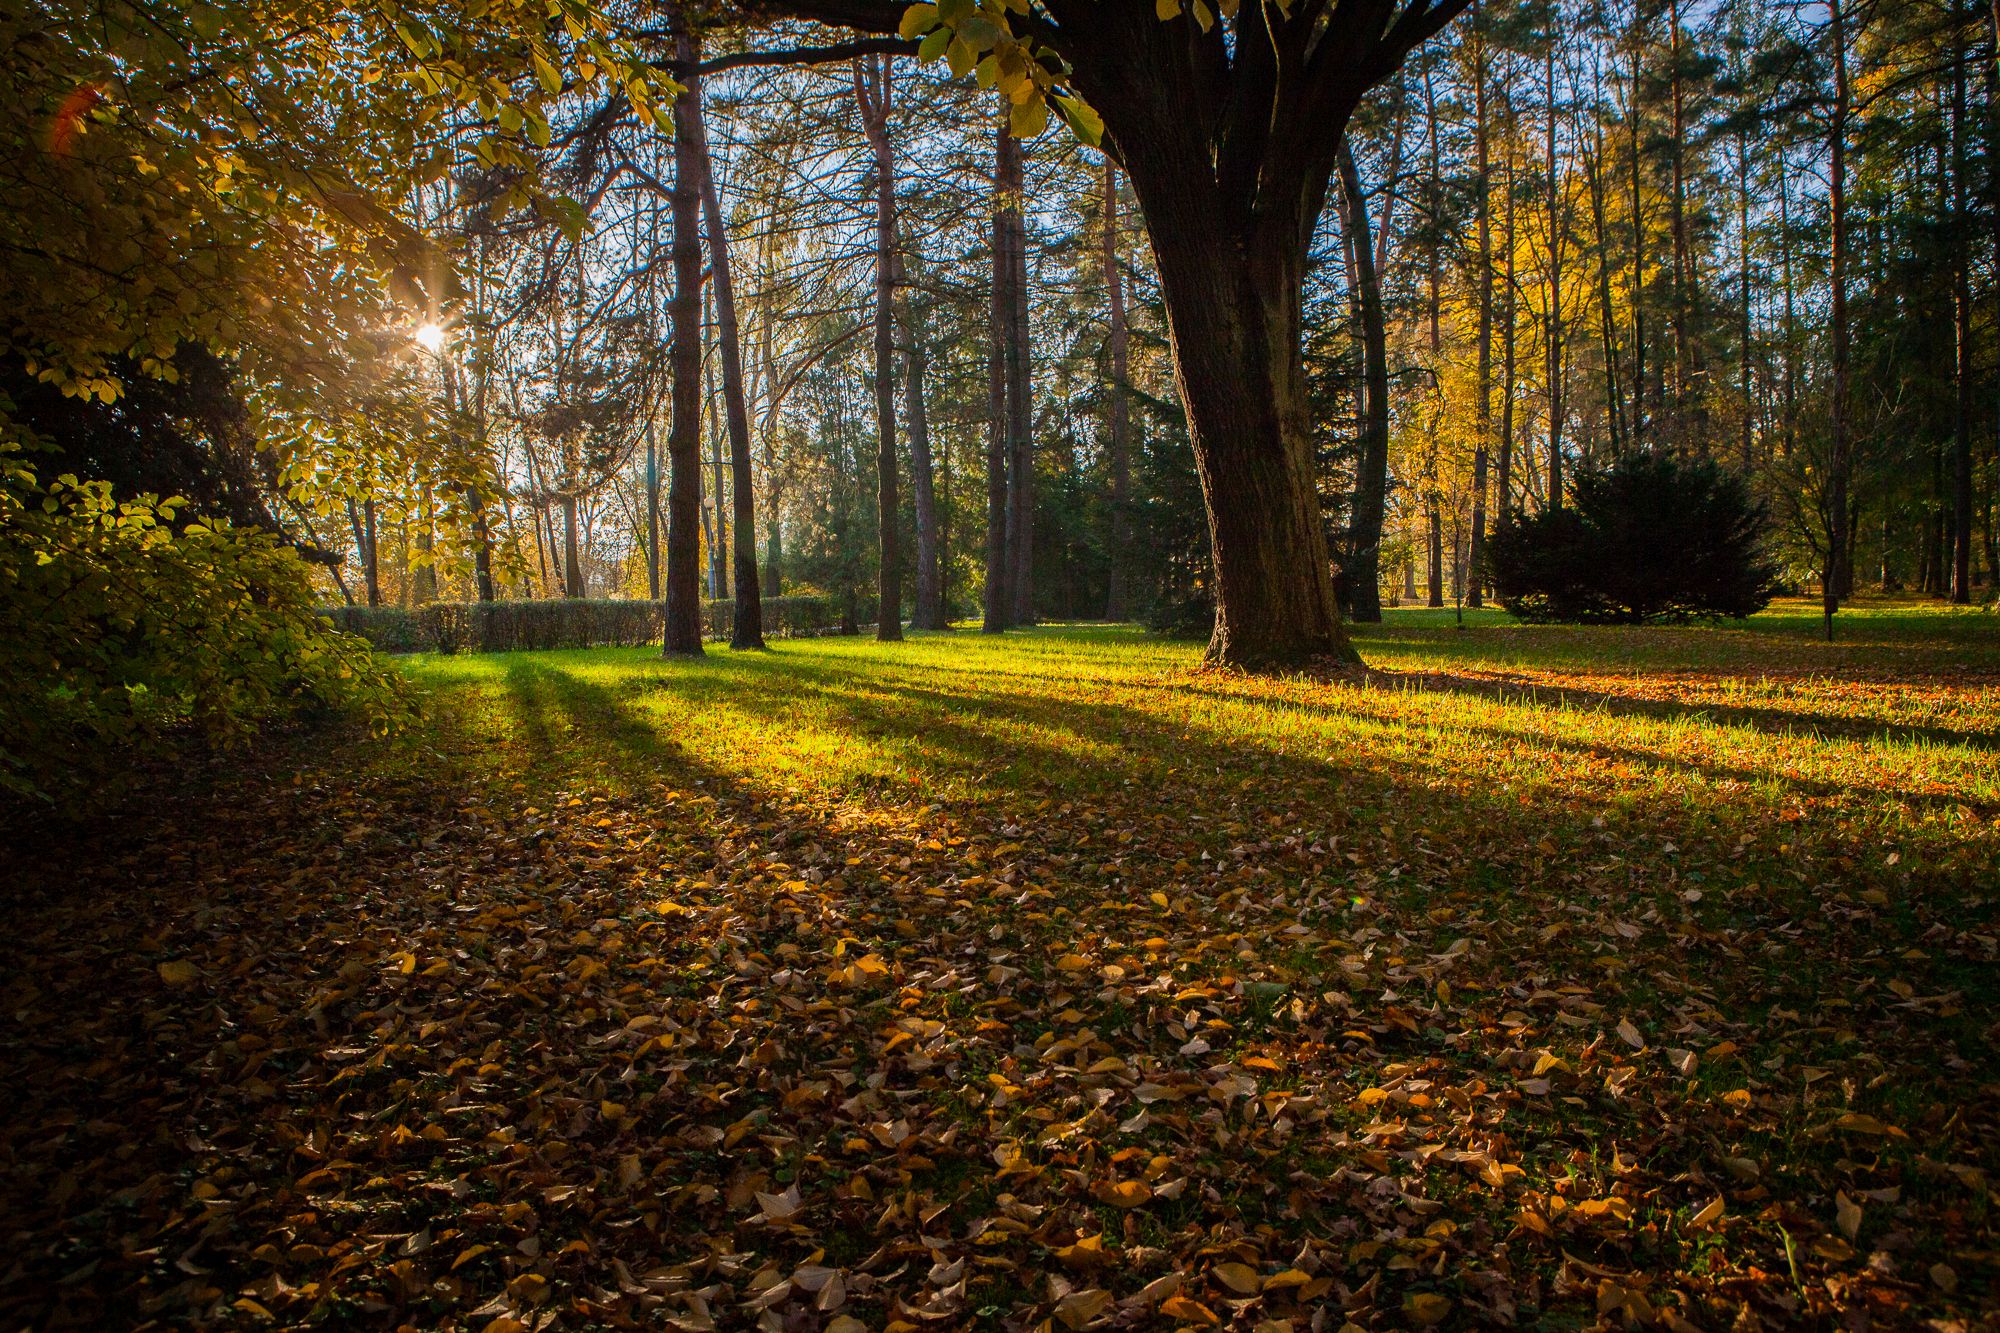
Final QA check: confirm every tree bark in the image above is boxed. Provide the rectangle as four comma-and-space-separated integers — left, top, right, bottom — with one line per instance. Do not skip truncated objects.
561, 493, 583, 598
644, 415, 661, 600
1102, 158, 1132, 622
1951, 34, 1974, 604
662, 17, 707, 656
1338, 140, 1389, 625
984, 123, 1015, 633
856, 58, 903, 640
1823, 0, 1851, 639
1469, 2, 1491, 606
902, 277, 947, 629
1543, 40, 1565, 513
689, 69, 764, 645
1002, 129, 1034, 626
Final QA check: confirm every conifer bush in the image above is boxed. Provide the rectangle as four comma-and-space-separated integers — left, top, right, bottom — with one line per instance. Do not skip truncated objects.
1483, 453, 1780, 624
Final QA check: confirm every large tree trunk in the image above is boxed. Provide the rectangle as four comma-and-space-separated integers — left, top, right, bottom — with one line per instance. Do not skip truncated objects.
1001, 129, 1034, 626
1338, 140, 1389, 625
770, 0, 1466, 669
690, 63, 763, 646
983, 123, 1015, 633
662, 19, 706, 656
1124, 179, 1355, 667
856, 58, 903, 641
1102, 158, 1132, 623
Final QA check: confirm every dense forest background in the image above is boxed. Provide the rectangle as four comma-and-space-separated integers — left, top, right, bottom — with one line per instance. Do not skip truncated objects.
12, 0, 1998, 634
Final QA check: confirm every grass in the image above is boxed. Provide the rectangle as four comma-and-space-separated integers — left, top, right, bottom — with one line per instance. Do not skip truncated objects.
2, 595, 1995, 1330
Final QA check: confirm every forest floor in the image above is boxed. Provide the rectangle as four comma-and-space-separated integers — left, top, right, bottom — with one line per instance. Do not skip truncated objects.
4, 597, 1998, 1332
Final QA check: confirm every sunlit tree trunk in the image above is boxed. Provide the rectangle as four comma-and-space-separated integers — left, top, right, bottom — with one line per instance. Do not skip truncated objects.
1339, 140, 1389, 625
1101, 158, 1132, 623
690, 66, 763, 645
1823, 0, 1851, 638
984, 122, 1015, 633
1003, 130, 1034, 626
662, 16, 706, 656
1469, 7, 1491, 607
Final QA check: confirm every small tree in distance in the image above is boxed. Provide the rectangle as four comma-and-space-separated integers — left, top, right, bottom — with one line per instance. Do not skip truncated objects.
1483, 453, 1781, 624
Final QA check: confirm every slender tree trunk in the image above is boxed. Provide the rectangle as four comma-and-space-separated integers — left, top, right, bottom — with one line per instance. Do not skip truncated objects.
904, 294, 946, 629
689, 71, 764, 645
357, 498, 381, 606
645, 416, 661, 599
1002, 130, 1034, 626
1952, 37, 1974, 603
1339, 140, 1390, 625
983, 124, 1014, 633
1737, 122, 1754, 473
1544, 41, 1565, 513
1667, 0, 1691, 446
471, 494, 495, 602
1823, 0, 1851, 639
1499, 126, 1519, 524
1470, 6, 1492, 607
1627, 24, 1647, 452
1102, 158, 1133, 622
561, 494, 583, 598
662, 17, 706, 656
855, 59, 903, 640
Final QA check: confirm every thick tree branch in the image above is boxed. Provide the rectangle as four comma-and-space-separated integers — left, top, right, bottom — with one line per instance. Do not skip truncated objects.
669, 36, 917, 74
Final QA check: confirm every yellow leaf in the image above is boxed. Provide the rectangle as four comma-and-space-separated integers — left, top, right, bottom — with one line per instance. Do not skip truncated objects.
1096, 1178, 1153, 1208
1154, 0, 1181, 18
1055, 953, 1091, 971
1160, 1294, 1218, 1325
1690, 1196, 1725, 1229
157, 960, 198, 985
1836, 1190, 1862, 1241
1404, 1292, 1452, 1326
1212, 1261, 1263, 1294
1055, 1288, 1113, 1329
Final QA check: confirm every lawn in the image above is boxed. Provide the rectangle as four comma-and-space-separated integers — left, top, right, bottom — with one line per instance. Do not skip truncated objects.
3, 598, 1996, 1330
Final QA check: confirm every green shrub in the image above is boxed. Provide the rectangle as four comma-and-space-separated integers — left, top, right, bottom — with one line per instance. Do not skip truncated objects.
0, 448, 405, 804
324, 595, 854, 654
1483, 453, 1780, 624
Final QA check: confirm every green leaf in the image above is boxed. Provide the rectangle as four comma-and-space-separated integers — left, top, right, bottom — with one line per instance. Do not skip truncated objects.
917, 27, 952, 63
946, 37, 977, 78
959, 15, 1003, 48
1009, 95, 1048, 140
898, 3, 940, 38
1056, 95, 1103, 147
534, 52, 561, 94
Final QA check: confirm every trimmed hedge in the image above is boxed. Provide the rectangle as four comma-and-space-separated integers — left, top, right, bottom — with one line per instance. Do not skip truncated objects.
322, 596, 858, 654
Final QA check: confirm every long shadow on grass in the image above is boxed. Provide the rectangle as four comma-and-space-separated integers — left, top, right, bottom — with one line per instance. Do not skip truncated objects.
1353, 668, 2000, 753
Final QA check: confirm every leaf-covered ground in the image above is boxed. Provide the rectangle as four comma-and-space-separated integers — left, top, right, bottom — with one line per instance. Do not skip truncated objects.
4, 599, 1997, 1332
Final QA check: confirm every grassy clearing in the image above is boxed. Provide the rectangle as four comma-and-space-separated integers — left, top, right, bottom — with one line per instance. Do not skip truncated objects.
2, 597, 1995, 1330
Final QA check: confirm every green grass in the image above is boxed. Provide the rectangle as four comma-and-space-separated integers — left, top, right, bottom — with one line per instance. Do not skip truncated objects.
3, 595, 1995, 1330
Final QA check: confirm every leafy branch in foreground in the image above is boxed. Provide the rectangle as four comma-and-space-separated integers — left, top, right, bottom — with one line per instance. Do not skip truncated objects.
0, 444, 407, 805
